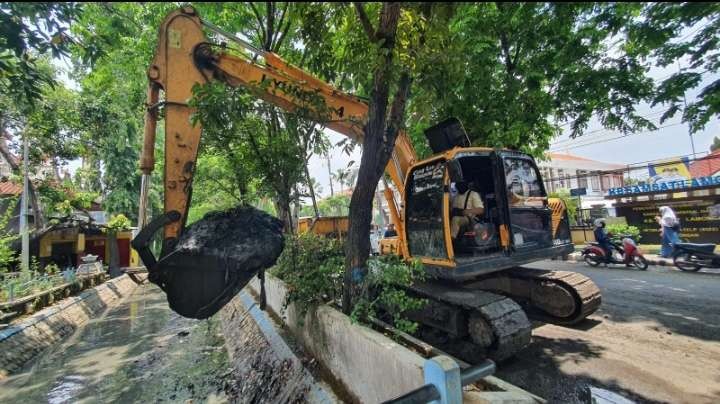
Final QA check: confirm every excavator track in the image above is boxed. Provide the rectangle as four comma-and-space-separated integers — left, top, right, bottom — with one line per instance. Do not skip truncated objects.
465, 266, 602, 325
404, 281, 532, 362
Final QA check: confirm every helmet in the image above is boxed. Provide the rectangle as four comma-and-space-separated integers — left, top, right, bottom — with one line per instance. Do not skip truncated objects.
594, 218, 605, 228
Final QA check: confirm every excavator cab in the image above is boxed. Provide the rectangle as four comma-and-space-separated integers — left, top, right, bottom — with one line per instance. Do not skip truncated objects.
402, 119, 574, 280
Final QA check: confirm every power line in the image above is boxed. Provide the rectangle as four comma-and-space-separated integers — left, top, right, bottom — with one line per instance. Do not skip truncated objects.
550, 109, 671, 148
539, 152, 720, 183
549, 122, 684, 152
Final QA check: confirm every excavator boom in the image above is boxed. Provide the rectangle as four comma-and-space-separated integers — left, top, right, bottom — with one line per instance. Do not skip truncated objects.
137, 7, 414, 255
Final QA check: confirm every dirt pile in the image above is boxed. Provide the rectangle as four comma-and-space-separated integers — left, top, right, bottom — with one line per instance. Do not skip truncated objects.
160, 206, 284, 319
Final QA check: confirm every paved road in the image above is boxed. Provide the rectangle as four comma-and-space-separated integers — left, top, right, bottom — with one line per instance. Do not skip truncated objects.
496, 260, 720, 404
0, 284, 230, 404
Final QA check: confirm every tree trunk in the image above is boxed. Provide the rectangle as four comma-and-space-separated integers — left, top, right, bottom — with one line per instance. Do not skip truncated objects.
326, 154, 334, 196
107, 230, 122, 277
304, 163, 320, 218
274, 194, 294, 234
343, 3, 410, 313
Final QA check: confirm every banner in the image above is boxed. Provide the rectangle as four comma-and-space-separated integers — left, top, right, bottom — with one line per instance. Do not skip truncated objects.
615, 197, 720, 244
648, 157, 691, 185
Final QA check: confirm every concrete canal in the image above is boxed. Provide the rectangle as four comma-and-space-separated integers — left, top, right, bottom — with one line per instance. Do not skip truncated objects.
0, 284, 231, 403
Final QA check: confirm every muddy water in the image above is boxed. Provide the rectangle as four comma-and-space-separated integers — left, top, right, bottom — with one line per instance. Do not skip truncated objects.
0, 284, 231, 403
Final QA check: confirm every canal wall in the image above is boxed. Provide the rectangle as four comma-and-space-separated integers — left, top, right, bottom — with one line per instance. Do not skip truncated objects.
241, 274, 544, 403
0, 275, 137, 379
218, 290, 337, 403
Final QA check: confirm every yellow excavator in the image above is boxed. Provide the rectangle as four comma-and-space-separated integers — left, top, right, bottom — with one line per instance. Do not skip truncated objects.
133, 7, 601, 360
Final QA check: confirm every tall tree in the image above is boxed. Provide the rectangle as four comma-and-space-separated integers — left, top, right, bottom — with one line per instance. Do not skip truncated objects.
341, 3, 411, 312
405, 3, 660, 157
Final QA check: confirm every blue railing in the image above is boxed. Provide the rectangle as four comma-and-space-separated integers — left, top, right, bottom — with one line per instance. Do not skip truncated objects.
383, 356, 496, 404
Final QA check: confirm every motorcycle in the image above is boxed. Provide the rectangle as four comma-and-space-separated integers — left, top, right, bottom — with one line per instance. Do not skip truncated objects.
672, 242, 719, 272
582, 235, 649, 270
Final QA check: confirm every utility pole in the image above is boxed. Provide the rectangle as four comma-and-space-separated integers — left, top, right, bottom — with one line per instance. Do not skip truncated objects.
678, 61, 697, 158
326, 153, 334, 196
19, 134, 29, 271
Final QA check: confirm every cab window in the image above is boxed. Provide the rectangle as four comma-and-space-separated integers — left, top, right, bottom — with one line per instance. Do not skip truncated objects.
504, 157, 545, 207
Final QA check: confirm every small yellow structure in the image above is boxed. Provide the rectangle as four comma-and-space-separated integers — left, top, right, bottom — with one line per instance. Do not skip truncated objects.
38, 226, 134, 268
297, 216, 349, 239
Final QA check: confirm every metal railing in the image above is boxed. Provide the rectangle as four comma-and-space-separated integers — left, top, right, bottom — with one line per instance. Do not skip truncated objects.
382, 356, 496, 404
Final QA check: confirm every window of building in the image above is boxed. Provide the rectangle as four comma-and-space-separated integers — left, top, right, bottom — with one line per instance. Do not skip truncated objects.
558, 169, 565, 188
601, 175, 611, 191
590, 173, 600, 191
577, 170, 588, 189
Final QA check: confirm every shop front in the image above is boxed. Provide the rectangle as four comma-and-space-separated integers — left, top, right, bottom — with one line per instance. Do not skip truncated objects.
607, 154, 720, 245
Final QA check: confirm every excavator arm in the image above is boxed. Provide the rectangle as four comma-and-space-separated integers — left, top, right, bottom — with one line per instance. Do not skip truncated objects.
134, 7, 415, 316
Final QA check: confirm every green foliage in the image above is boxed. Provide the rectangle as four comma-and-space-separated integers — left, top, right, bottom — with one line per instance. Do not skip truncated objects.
37, 179, 98, 219
351, 255, 427, 335
549, 189, 579, 225
300, 194, 351, 217
0, 2, 82, 106
271, 233, 345, 320
271, 232, 425, 334
406, 3, 659, 157
0, 197, 18, 272
106, 214, 130, 232
625, 3, 720, 134
607, 223, 641, 243
190, 79, 328, 229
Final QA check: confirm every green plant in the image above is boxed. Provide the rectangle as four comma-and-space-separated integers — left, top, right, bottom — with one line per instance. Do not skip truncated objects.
351, 255, 427, 335
271, 233, 345, 320
606, 223, 641, 244
44, 263, 59, 274
0, 197, 19, 272
272, 232, 428, 334
105, 214, 131, 231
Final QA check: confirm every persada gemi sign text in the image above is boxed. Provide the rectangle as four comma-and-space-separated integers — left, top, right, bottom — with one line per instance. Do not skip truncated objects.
607, 175, 720, 197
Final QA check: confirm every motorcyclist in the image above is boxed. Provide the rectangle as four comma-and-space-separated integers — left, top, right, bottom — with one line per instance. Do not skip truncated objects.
593, 218, 613, 265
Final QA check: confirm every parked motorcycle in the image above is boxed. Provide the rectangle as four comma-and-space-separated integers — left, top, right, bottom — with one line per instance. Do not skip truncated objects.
672, 242, 720, 272
582, 235, 649, 270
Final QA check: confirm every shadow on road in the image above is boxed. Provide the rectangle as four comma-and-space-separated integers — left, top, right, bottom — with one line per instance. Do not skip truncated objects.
497, 335, 667, 404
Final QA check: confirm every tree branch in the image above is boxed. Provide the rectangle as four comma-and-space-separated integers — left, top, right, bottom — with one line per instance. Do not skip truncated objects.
378, 72, 411, 175
353, 2, 377, 41
271, 2, 290, 51
265, 1, 275, 51
249, 2, 267, 49
274, 12, 293, 52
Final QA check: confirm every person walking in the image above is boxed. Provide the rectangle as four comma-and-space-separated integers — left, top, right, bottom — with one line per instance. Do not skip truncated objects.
656, 206, 680, 258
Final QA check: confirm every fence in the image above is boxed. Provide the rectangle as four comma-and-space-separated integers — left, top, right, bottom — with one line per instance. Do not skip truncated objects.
383, 356, 496, 404
1, 262, 103, 304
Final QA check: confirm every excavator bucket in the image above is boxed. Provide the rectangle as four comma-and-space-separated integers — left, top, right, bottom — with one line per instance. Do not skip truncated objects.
132, 207, 285, 319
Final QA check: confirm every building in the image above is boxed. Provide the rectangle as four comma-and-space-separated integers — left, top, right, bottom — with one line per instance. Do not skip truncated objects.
538, 152, 626, 209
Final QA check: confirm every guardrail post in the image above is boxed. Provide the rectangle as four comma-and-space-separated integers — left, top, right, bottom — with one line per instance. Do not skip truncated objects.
424, 355, 462, 404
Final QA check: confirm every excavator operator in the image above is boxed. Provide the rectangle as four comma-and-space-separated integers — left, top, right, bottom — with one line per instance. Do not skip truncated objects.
450, 181, 485, 242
